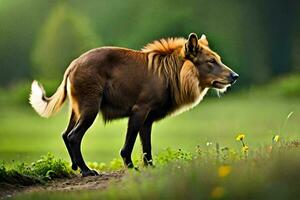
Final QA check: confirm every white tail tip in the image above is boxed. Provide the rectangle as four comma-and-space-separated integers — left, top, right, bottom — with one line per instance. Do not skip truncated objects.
29, 80, 48, 118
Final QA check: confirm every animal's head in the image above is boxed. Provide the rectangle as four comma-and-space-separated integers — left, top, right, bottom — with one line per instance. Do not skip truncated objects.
183, 33, 239, 92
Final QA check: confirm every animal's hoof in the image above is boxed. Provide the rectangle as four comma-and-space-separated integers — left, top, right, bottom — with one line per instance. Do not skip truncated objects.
72, 163, 78, 170
144, 160, 155, 167
146, 163, 155, 168
127, 162, 135, 168
126, 163, 139, 171
81, 169, 99, 177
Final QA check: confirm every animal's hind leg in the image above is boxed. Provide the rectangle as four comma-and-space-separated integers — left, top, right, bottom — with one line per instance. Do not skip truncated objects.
67, 106, 99, 177
62, 110, 78, 170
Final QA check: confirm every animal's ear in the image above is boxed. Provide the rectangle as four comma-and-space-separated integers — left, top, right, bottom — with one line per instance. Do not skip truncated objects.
199, 34, 209, 46
185, 33, 199, 55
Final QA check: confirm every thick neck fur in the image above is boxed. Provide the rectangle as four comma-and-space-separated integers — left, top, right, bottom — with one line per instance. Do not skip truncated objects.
142, 38, 207, 110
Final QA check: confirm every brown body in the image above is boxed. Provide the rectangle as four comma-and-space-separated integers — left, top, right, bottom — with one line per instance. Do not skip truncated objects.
69, 47, 175, 122
30, 33, 238, 176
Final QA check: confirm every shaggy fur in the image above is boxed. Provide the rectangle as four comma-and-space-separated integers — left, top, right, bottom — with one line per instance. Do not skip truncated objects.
142, 38, 207, 113
29, 33, 238, 176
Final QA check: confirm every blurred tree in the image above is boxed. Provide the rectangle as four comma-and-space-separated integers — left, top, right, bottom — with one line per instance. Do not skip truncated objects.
263, 0, 294, 76
31, 2, 100, 82
0, 0, 57, 86
0, 0, 298, 89
291, 1, 300, 72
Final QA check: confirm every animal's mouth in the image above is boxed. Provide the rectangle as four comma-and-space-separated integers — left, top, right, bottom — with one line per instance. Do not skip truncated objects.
211, 80, 230, 89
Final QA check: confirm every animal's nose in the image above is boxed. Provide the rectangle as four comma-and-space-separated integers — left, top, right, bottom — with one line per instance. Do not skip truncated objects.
230, 72, 239, 83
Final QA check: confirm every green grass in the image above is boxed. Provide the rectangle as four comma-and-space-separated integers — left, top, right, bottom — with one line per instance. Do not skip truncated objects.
0, 153, 73, 185
1, 86, 300, 199
11, 141, 300, 200
0, 91, 299, 164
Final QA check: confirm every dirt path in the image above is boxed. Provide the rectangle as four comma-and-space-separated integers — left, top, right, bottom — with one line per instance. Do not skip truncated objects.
0, 171, 125, 199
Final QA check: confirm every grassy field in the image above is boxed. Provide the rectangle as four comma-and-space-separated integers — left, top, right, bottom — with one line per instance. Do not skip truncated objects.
7, 140, 300, 200
0, 89, 299, 165
1, 86, 300, 199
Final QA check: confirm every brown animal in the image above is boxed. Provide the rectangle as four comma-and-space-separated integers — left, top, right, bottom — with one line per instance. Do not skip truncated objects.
29, 33, 238, 176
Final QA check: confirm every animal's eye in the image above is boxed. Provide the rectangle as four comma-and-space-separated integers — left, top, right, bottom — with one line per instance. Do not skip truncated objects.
207, 58, 217, 64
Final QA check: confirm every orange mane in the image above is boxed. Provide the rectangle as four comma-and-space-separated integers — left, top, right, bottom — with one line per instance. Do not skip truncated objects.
141, 37, 204, 110
142, 38, 186, 54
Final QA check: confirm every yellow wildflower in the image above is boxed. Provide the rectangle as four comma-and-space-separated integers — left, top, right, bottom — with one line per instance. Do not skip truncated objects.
242, 145, 249, 152
211, 186, 225, 199
218, 165, 231, 178
273, 135, 280, 142
236, 134, 245, 141
206, 142, 213, 146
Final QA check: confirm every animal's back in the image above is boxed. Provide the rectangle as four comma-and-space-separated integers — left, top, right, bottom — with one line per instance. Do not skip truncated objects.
67, 47, 167, 121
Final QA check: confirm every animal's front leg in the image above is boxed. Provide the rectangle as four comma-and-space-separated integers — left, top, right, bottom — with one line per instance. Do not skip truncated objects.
139, 119, 154, 166
120, 105, 150, 169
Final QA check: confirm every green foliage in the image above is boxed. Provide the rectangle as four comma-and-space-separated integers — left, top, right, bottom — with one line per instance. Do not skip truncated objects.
155, 148, 193, 165
19, 153, 73, 180
275, 74, 300, 97
0, 162, 6, 179
13, 141, 300, 200
0, 79, 66, 107
97, 141, 300, 200
0, 0, 56, 86
252, 74, 300, 98
0, 81, 32, 106
108, 158, 124, 171
87, 158, 124, 172
0, 153, 73, 185
31, 2, 100, 81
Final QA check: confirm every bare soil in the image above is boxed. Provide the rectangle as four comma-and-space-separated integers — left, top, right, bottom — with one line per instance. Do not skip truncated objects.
0, 171, 125, 199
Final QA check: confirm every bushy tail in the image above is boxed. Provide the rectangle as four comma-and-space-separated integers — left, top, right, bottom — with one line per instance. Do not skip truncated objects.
29, 77, 68, 118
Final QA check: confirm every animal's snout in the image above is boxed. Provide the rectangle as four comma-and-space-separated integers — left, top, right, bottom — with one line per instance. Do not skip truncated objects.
229, 72, 239, 84
231, 72, 239, 81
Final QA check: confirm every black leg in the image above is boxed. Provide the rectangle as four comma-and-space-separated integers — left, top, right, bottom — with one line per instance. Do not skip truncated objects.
67, 111, 98, 177
139, 119, 154, 166
62, 111, 78, 170
120, 105, 149, 168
